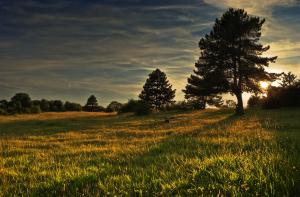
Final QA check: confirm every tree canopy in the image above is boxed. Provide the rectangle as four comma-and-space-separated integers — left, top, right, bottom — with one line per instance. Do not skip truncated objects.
139, 69, 176, 110
184, 8, 277, 114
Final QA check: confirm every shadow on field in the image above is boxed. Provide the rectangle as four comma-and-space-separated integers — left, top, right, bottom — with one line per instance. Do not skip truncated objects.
126, 112, 239, 169
0, 114, 123, 137
256, 109, 300, 196
30, 110, 239, 196
3, 109, 299, 196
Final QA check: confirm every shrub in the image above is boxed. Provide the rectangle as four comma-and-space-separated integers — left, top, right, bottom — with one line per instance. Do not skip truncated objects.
106, 101, 123, 112
166, 101, 192, 111
247, 95, 262, 108
0, 100, 8, 115
134, 102, 151, 116
50, 100, 65, 112
119, 99, 140, 113
65, 101, 82, 111
262, 86, 300, 109
31, 105, 41, 114
222, 100, 236, 109
0, 108, 6, 115
40, 99, 50, 112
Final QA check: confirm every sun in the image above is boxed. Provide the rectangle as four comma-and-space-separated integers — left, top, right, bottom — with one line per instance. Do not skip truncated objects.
260, 81, 269, 89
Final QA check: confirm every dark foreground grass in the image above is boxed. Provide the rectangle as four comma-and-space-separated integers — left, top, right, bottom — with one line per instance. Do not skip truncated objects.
0, 109, 299, 196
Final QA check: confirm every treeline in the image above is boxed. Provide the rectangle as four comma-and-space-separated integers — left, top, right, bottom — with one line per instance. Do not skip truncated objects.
248, 72, 300, 109
0, 93, 124, 115
0, 93, 80, 115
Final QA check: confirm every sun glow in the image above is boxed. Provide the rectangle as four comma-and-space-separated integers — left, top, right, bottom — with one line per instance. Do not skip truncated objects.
260, 81, 270, 89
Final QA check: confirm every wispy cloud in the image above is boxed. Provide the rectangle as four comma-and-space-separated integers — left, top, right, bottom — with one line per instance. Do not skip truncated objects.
203, 0, 297, 15
0, 0, 299, 104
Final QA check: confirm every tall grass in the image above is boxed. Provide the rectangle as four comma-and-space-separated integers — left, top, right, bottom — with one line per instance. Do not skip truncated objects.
0, 109, 299, 196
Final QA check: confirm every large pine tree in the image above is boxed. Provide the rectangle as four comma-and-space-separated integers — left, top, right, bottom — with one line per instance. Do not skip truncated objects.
139, 69, 176, 110
185, 8, 277, 114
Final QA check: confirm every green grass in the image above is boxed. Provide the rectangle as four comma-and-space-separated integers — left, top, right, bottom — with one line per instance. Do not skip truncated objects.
0, 109, 299, 196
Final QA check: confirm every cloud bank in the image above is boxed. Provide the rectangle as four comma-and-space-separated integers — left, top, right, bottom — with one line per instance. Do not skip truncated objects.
0, 0, 299, 105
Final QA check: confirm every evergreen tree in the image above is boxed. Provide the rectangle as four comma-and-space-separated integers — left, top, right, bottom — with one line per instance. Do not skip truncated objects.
84, 95, 100, 112
185, 8, 277, 115
139, 69, 176, 110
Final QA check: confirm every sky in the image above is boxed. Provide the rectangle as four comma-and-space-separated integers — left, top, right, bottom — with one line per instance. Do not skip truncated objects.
0, 0, 300, 106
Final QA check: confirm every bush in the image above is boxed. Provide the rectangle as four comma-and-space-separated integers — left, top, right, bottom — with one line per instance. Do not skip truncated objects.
247, 95, 262, 108
83, 105, 105, 112
40, 99, 50, 112
0, 108, 6, 115
49, 100, 65, 112
0, 100, 8, 115
30, 105, 41, 114
106, 101, 123, 112
119, 99, 151, 115
65, 101, 82, 111
166, 101, 192, 111
11, 93, 32, 111
223, 100, 236, 109
134, 102, 151, 116
262, 86, 300, 109
119, 99, 140, 113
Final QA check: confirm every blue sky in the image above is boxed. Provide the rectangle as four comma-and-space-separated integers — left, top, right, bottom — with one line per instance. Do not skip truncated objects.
0, 0, 299, 105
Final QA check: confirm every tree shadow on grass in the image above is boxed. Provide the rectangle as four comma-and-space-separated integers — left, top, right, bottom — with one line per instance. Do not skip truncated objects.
0, 114, 131, 137
0, 109, 230, 138
256, 109, 300, 196
13, 109, 299, 196
28, 110, 238, 196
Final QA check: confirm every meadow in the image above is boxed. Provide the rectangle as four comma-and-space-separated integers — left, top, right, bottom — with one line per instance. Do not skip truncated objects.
0, 109, 299, 196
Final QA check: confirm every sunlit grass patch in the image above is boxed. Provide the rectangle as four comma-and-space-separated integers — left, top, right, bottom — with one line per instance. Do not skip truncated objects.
0, 109, 299, 196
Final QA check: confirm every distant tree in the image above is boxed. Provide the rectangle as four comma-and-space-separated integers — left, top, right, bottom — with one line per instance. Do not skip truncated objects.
32, 100, 41, 107
224, 100, 237, 109
0, 108, 5, 115
30, 105, 41, 114
40, 99, 50, 112
6, 101, 19, 114
263, 72, 300, 109
49, 100, 65, 112
184, 96, 224, 110
185, 8, 277, 115
134, 102, 151, 116
64, 101, 82, 111
0, 99, 8, 109
139, 69, 176, 110
165, 101, 190, 111
83, 95, 102, 112
207, 96, 224, 108
280, 72, 298, 88
10, 93, 32, 113
106, 101, 123, 112
186, 97, 206, 110
0, 100, 8, 114
119, 99, 140, 113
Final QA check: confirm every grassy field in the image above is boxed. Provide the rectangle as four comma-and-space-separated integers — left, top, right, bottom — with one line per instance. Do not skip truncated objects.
0, 109, 299, 196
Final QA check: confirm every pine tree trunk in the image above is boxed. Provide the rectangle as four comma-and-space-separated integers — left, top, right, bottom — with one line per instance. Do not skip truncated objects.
235, 92, 244, 115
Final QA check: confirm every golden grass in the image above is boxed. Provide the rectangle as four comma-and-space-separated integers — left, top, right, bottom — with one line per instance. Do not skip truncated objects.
0, 112, 115, 123
0, 109, 299, 196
